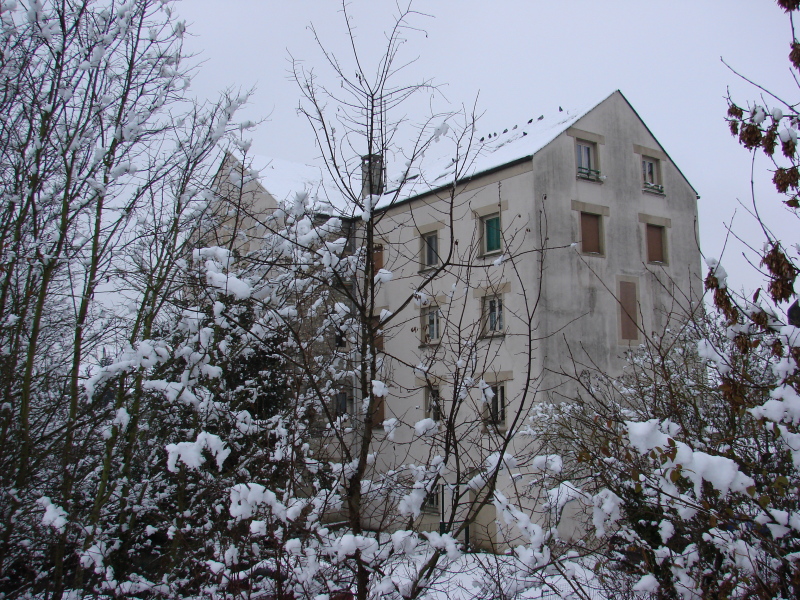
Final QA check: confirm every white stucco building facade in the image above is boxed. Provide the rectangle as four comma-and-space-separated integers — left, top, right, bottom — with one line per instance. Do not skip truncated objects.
215, 90, 702, 549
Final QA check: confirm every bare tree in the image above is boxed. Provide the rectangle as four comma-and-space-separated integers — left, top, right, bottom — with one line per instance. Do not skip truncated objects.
197, 4, 588, 599
0, 1, 250, 596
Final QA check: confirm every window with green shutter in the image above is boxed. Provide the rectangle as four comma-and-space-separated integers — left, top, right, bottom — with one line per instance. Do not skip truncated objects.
483, 214, 501, 254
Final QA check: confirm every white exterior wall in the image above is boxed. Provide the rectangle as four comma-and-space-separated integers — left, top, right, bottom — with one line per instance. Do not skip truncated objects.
366, 91, 701, 547
530, 91, 701, 389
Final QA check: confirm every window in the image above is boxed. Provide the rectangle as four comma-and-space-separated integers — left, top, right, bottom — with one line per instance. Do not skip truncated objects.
619, 281, 639, 342
335, 327, 347, 348
421, 306, 441, 343
580, 212, 602, 255
483, 295, 504, 335
646, 224, 666, 263
422, 484, 441, 513
576, 140, 600, 180
422, 231, 439, 268
425, 385, 441, 421
485, 383, 506, 426
482, 214, 501, 255
335, 391, 353, 417
372, 396, 385, 428
642, 157, 664, 193
372, 244, 384, 271
369, 316, 384, 352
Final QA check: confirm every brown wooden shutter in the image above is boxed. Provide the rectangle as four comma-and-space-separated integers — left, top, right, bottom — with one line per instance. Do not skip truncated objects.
373, 396, 385, 427
369, 315, 384, 351
646, 224, 664, 263
581, 213, 601, 254
373, 244, 384, 271
619, 281, 638, 341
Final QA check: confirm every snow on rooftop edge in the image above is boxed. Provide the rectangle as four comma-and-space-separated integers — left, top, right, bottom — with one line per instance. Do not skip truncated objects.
375, 90, 614, 209
238, 91, 616, 215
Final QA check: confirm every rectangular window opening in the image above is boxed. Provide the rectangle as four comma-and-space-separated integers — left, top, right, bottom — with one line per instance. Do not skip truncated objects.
422, 307, 441, 343
483, 295, 504, 335
335, 391, 348, 416
646, 224, 666, 263
369, 316, 384, 352
373, 244, 384, 271
422, 232, 439, 268
576, 140, 600, 180
642, 157, 664, 193
482, 214, 502, 255
486, 383, 506, 426
372, 396, 385, 428
422, 484, 442, 513
425, 385, 441, 421
580, 212, 602, 255
619, 281, 639, 342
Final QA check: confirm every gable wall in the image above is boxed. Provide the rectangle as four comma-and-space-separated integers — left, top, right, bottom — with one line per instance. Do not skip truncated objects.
361, 92, 701, 546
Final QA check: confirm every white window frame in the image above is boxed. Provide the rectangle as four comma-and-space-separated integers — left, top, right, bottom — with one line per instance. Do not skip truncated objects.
642, 156, 664, 194
485, 383, 506, 427
425, 385, 441, 422
421, 483, 442, 513
481, 213, 502, 256
422, 306, 441, 343
421, 231, 439, 269
483, 295, 504, 335
576, 139, 600, 180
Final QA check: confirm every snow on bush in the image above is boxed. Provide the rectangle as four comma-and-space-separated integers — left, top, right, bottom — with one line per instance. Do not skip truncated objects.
383, 417, 399, 440
625, 419, 755, 496
592, 489, 623, 538
697, 338, 731, 374
414, 418, 438, 437
166, 431, 230, 472
37, 497, 68, 532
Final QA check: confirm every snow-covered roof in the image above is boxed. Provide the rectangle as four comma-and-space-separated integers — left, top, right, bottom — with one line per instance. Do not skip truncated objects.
240, 91, 616, 216
374, 92, 614, 210
379, 94, 609, 209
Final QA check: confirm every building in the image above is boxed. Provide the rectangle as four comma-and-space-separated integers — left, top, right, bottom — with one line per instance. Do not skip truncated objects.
214, 90, 701, 549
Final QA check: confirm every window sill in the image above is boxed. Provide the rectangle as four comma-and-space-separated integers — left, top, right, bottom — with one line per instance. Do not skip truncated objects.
418, 341, 441, 349
480, 332, 505, 340
581, 251, 605, 258
642, 186, 665, 196
647, 260, 668, 266
577, 172, 603, 183
479, 250, 503, 260
482, 422, 507, 434
419, 265, 439, 274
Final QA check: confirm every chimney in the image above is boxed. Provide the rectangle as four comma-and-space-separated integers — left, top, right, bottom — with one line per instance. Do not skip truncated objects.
361, 154, 384, 199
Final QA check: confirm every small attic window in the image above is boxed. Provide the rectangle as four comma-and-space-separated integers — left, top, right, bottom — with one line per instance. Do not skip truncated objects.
576, 140, 601, 181
642, 157, 664, 194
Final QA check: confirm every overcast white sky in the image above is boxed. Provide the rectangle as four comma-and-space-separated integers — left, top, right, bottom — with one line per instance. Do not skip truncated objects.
176, 0, 797, 294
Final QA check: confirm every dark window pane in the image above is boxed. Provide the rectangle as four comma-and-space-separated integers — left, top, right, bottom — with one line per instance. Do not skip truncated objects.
424, 233, 438, 266
489, 384, 505, 425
